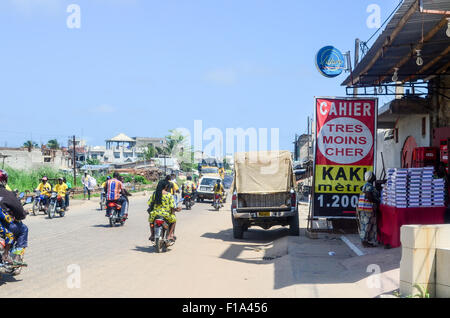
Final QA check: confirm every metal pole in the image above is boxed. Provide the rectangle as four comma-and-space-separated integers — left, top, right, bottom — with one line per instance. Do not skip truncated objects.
73, 135, 77, 187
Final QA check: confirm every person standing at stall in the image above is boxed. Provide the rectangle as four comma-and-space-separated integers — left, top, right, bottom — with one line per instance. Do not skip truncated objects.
357, 171, 380, 248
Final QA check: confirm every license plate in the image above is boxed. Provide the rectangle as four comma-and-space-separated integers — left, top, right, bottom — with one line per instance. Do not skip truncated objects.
258, 212, 270, 217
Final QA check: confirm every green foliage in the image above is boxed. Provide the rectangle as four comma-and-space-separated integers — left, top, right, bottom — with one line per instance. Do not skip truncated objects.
23, 140, 38, 148
5, 166, 82, 192
47, 139, 60, 150
86, 158, 101, 165
144, 144, 157, 160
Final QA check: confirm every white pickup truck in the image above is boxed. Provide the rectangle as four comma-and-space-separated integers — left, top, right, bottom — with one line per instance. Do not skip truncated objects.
230, 151, 299, 239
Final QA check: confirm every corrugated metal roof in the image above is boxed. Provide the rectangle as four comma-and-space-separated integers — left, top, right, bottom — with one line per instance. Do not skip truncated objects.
342, 0, 450, 86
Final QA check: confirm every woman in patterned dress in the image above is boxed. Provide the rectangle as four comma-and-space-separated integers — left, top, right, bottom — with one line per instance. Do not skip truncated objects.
357, 171, 380, 248
148, 180, 181, 242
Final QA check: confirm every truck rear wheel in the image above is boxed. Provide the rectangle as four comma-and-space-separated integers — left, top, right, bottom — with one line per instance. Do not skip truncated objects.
289, 212, 300, 236
233, 224, 244, 239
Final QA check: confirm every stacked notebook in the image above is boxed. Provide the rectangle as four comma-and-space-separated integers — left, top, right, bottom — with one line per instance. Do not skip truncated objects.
381, 167, 446, 208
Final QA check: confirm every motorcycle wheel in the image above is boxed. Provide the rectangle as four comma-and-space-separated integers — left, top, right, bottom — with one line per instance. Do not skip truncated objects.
11, 255, 23, 276
155, 238, 161, 253
48, 203, 56, 219
32, 201, 38, 216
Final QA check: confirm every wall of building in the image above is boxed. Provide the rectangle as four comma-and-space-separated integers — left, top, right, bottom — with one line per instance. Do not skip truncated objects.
0, 148, 71, 171
376, 114, 430, 179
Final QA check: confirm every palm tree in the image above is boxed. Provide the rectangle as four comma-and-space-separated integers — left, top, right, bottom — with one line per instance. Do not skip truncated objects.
23, 140, 38, 148
47, 139, 60, 150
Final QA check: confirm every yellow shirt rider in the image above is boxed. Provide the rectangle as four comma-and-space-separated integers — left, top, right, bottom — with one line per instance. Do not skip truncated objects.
36, 177, 52, 197
53, 178, 68, 198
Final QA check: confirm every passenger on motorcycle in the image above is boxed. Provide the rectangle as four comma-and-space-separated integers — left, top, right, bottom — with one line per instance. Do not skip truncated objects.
212, 179, 225, 207
182, 175, 197, 197
53, 177, 68, 210
35, 176, 52, 211
0, 170, 28, 263
104, 172, 127, 218
148, 180, 181, 242
100, 176, 111, 204
63, 177, 71, 209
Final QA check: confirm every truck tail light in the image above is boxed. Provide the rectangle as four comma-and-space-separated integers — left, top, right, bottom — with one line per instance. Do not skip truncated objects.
231, 193, 237, 209
290, 192, 297, 207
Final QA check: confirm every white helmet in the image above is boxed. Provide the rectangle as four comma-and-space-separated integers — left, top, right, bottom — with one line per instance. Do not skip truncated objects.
364, 171, 375, 182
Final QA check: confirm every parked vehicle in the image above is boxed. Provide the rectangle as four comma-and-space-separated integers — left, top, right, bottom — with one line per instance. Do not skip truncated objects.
47, 192, 66, 219
106, 196, 129, 227
152, 217, 174, 253
0, 192, 29, 276
32, 190, 48, 215
183, 193, 193, 210
230, 151, 299, 239
196, 176, 227, 202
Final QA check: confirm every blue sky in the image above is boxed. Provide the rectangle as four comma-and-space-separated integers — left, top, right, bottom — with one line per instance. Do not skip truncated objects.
0, 0, 400, 153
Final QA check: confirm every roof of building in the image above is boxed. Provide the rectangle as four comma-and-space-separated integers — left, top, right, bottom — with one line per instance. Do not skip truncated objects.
342, 0, 450, 87
106, 133, 135, 142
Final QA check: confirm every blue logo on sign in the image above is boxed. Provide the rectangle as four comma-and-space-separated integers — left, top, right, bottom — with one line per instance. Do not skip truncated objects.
316, 46, 346, 78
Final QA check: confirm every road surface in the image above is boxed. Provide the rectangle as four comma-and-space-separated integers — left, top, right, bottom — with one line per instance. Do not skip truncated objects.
0, 193, 400, 297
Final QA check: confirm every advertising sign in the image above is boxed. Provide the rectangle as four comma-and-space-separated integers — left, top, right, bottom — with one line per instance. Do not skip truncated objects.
312, 97, 378, 218
315, 46, 346, 78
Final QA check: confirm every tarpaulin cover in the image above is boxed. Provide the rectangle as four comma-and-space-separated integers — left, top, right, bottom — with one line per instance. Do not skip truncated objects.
232, 151, 295, 194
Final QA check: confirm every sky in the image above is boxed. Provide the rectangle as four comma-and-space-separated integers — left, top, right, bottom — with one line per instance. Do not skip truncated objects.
0, 0, 401, 154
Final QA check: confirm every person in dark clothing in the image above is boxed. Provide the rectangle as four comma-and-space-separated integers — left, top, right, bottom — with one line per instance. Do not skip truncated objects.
0, 170, 28, 263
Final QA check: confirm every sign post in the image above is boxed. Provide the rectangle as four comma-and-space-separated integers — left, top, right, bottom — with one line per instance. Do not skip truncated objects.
311, 97, 378, 220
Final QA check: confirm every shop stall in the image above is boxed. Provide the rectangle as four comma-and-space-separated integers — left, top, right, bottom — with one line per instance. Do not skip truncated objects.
378, 167, 447, 247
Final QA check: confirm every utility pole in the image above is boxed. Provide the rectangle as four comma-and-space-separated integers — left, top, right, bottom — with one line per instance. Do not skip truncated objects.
72, 135, 77, 187
353, 38, 360, 97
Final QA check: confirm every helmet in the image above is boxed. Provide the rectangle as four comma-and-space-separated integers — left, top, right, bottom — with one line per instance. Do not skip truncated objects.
42, 176, 48, 181
58, 177, 63, 181
187, 176, 192, 181
0, 170, 8, 184
217, 179, 221, 183
106, 176, 111, 180
364, 171, 375, 182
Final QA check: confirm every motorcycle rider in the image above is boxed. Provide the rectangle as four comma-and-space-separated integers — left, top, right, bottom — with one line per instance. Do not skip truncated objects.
104, 172, 127, 218
53, 177, 68, 211
118, 175, 132, 219
0, 170, 28, 263
182, 175, 196, 203
35, 176, 52, 211
148, 180, 181, 242
213, 179, 225, 207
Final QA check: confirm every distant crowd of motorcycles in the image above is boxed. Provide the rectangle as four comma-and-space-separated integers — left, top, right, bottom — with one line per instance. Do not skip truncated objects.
0, 172, 226, 277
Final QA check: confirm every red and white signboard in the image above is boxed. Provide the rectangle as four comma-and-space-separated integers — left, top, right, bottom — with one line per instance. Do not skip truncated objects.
312, 97, 378, 218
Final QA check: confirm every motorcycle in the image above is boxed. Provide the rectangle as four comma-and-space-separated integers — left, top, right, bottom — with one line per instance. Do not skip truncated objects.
0, 192, 29, 276
183, 193, 193, 210
32, 190, 47, 215
47, 191, 65, 219
106, 196, 128, 227
213, 193, 222, 211
152, 217, 174, 253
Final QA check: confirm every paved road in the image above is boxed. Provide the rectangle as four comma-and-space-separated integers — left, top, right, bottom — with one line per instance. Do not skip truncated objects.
0, 193, 400, 297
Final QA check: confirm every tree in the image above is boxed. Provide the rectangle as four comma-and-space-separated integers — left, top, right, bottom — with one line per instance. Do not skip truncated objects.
47, 139, 60, 150
86, 158, 100, 165
23, 140, 38, 148
143, 144, 157, 160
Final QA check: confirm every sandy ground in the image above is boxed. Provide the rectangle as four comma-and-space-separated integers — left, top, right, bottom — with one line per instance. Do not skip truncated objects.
0, 194, 401, 297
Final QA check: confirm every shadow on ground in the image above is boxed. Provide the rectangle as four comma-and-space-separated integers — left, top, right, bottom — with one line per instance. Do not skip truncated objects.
202, 225, 401, 293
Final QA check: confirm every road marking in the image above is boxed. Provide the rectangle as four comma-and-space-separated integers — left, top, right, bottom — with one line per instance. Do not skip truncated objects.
340, 235, 365, 256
